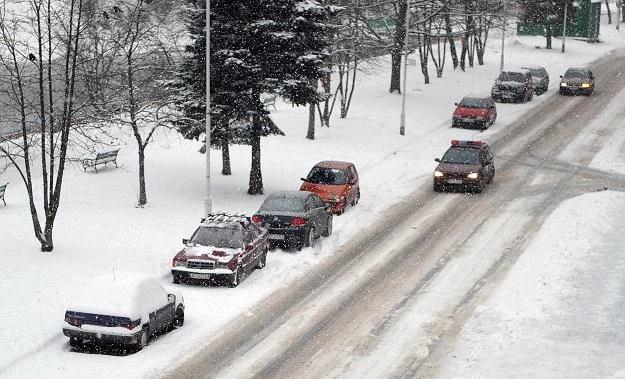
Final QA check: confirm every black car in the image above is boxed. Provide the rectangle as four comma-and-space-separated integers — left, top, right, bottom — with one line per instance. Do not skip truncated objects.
559, 67, 595, 96
252, 191, 333, 250
491, 69, 533, 103
433, 140, 495, 193
522, 66, 549, 95
63, 273, 184, 352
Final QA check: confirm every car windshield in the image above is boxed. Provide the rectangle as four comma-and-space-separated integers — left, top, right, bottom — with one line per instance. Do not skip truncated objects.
459, 97, 490, 108
564, 68, 588, 78
498, 72, 525, 82
441, 148, 480, 165
190, 226, 243, 248
260, 196, 305, 212
306, 167, 346, 185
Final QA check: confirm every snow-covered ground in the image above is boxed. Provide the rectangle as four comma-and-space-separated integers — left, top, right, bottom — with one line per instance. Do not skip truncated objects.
2, 7, 625, 378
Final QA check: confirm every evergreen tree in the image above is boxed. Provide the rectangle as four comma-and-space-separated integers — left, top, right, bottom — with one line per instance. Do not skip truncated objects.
176, 0, 334, 194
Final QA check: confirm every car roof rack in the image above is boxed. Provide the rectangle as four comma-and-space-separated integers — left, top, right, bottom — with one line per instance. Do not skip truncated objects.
200, 212, 250, 226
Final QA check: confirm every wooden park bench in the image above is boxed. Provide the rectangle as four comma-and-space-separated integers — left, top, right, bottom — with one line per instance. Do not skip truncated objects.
82, 149, 120, 173
0, 183, 7, 206
262, 95, 276, 110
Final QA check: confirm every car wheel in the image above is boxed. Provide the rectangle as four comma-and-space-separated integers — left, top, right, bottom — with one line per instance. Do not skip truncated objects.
137, 328, 148, 351
228, 267, 240, 288
433, 183, 443, 192
255, 247, 267, 269
173, 305, 185, 328
305, 227, 315, 248
172, 276, 180, 284
323, 216, 333, 237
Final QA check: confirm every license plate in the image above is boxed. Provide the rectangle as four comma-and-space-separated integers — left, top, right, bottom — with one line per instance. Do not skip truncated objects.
269, 234, 285, 240
447, 179, 463, 184
463, 118, 475, 123
189, 273, 210, 280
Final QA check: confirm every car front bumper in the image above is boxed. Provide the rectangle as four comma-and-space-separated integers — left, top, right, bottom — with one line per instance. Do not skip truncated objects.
559, 85, 592, 95
171, 267, 233, 281
434, 177, 482, 190
452, 117, 489, 128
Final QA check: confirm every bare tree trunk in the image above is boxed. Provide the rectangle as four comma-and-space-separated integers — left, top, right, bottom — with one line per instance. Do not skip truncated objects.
138, 146, 147, 205
307, 102, 316, 140
444, 2, 458, 70
546, 25, 553, 49
248, 112, 263, 195
390, 0, 407, 93
221, 139, 231, 175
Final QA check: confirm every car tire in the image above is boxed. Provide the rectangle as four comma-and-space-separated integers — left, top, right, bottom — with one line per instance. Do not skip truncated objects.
255, 248, 267, 269
323, 216, 333, 237
137, 328, 148, 351
173, 305, 185, 328
172, 276, 180, 284
228, 267, 240, 288
305, 228, 315, 248
433, 183, 443, 192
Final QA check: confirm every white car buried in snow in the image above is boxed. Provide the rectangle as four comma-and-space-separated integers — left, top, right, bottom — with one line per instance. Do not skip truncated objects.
62, 272, 184, 352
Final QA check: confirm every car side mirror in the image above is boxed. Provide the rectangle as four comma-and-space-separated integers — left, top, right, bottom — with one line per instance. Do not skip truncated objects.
435, 158, 441, 162
168, 294, 175, 303
490, 105, 496, 109
560, 75, 564, 79
182, 238, 189, 245
454, 102, 459, 106
300, 177, 307, 182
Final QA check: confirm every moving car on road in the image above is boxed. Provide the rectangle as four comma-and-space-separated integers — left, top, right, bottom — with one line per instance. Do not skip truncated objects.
433, 140, 495, 193
300, 160, 360, 215
171, 213, 269, 287
491, 69, 533, 103
452, 96, 497, 130
252, 191, 333, 250
559, 67, 595, 96
63, 272, 184, 352
521, 65, 550, 95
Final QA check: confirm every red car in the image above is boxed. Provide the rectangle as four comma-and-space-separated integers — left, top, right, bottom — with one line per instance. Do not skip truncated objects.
171, 213, 269, 287
452, 96, 497, 130
300, 161, 360, 215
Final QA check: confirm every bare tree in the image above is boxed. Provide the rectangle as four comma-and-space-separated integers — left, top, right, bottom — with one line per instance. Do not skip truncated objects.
80, 0, 183, 206
0, 0, 89, 251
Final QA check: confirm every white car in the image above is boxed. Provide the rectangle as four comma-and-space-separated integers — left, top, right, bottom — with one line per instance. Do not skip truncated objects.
62, 272, 184, 351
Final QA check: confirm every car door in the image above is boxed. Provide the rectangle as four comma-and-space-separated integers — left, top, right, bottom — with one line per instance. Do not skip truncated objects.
312, 194, 329, 235
481, 147, 495, 181
347, 165, 359, 204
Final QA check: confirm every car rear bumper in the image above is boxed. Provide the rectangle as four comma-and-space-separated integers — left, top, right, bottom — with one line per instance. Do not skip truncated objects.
63, 327, 142, 346
452, 117, 489, 129
491, 91, 524, 102
265, 226, 308, 246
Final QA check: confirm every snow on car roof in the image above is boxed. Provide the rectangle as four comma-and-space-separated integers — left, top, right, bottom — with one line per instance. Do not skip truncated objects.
66, 272, 168, 319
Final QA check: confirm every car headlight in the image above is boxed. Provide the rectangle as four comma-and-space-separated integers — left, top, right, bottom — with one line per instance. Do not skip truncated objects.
581, 82, 591, 88
467, 172, 479, 179
560, 82, 568, 87
434, 170, 444, 178
328, 194, 340, 201
174, 260, 187, 268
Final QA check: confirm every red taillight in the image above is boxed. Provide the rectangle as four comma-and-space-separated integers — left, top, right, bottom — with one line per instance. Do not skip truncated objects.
227, 257, 238, 271
251, 215, 262, 224
291, 217, 307, 226
212, 250, 227, 257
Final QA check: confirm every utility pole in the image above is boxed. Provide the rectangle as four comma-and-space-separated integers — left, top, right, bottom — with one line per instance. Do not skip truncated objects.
500, 0, 506, 72
399, 0, 410, 136
562, 1, 568, 53
205, 1, 212, 217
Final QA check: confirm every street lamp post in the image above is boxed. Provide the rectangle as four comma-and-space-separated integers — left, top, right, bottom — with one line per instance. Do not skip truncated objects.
500, 0, 506, 72
399, 0, 410, 136
562, 1, 568, 53
205, 1, 212, 217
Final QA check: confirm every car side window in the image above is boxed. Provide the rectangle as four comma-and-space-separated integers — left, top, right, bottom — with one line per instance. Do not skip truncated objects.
313, 195, 325, 209
350, 166, 358, 182
305, 197, 316, 211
